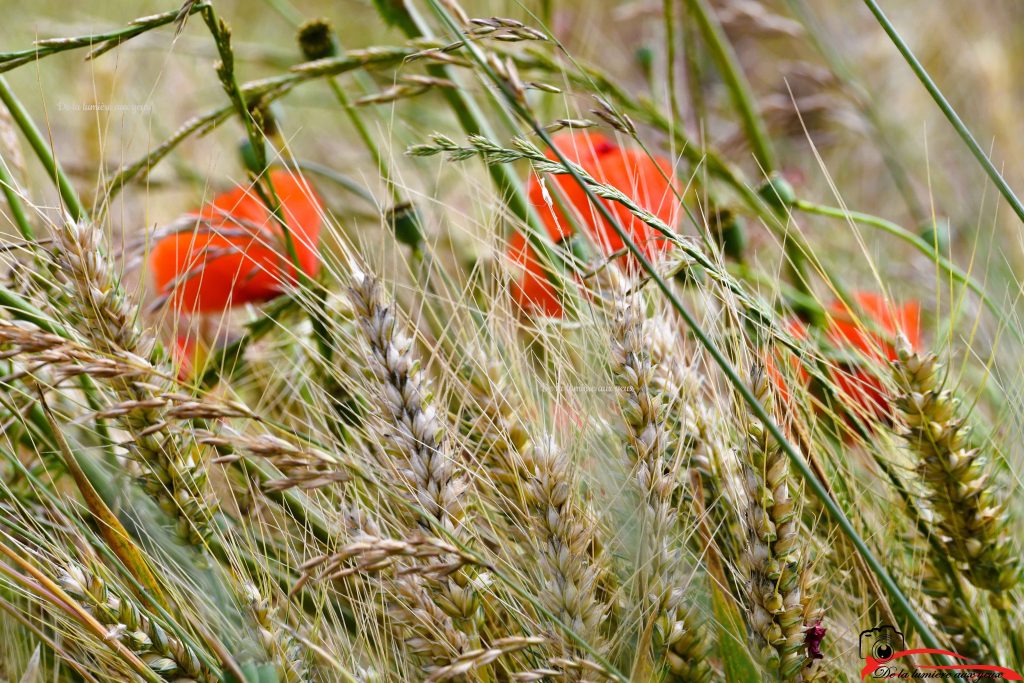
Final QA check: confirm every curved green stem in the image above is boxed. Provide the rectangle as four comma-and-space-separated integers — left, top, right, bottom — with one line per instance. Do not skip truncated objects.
793, 199, 1016, 340
0, 77, 86, 221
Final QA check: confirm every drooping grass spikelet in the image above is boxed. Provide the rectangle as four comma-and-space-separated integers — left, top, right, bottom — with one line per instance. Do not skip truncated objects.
58, 563, 217, 682
52, 219, 216, 545
740, 367, 813, 681
891, 343, 1020, 605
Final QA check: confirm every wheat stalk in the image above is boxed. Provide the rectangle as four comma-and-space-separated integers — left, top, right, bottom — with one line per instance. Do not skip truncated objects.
346, 272, 491, 670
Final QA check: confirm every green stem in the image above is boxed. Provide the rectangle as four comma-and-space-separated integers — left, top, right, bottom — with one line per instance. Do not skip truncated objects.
201, 5, 333, 363
0, 77, 86, 220
663, 0, 682, 128
681, 2, 707, 135
324, 78, 401, 204
782, 0, 925, 224
0, 155, 34, 240
681, 0, 775, 172
862, 0, 1024, 226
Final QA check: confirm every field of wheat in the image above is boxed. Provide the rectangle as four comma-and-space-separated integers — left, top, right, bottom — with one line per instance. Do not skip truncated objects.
0, 0, 1022, 681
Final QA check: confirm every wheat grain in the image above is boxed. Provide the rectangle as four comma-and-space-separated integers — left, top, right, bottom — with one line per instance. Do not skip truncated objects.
242, 583, 310, 683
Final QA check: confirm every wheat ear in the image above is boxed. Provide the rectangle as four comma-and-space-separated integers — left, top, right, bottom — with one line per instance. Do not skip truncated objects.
59, 563, 217, 682
347, 273, 483, 660
919, 558, 985, 660
599, 267, 713, 682
242, 583, 310, 683
339, 504, 473, 672
891, 343, 1020, 606
461, 350, 609, 653
53, 219, 216, 545
740, 367, 814, 681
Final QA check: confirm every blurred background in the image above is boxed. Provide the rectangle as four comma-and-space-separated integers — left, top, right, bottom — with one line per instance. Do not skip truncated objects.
2, 1, 1023, 270
2, 0, 1024, 351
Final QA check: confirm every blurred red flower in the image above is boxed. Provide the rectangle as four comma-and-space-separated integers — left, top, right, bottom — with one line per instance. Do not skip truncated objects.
769, 292, 922, 423
508, 131, 680, 316
151, 171, 323, 314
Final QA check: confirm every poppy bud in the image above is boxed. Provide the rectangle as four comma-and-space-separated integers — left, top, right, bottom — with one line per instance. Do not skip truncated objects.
238, 138, 267, 176
710, 208, 747, 261
919, 217, 950, 253
758, 174, 796, 213
297, 18, 337, 61
387, 201, 425, 251
634, 46, 655, 76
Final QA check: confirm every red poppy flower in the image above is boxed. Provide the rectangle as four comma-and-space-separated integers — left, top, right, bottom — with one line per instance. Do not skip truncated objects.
826, 292, 921, 419
508, 131, 680, 316
151, 171, 323, 313
769, 292, 922, 423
